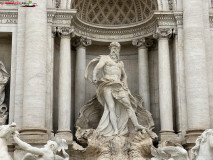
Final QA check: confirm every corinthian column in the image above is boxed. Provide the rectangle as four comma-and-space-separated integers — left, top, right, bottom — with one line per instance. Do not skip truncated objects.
22, 0, 48, 135
183, 0, 210, 145
154, 28, 174, 138
132, 38, 151, 111
57, 27, 73, 141
74, 37, 92, 120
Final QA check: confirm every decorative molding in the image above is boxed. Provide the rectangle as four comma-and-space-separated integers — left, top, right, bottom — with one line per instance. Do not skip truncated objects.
72, 11, 177, 42
168, 0, 177, 10
153, 27, 174, 39
174, 12, 183, 26
0, 9, 18, 24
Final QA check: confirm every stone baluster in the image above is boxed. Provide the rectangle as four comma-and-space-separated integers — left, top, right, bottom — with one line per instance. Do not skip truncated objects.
132, 38, 151, 111
154, 28, 174, 138
56, 27, 73, 141
74, 37, 92, 120
22, 0, 48, 135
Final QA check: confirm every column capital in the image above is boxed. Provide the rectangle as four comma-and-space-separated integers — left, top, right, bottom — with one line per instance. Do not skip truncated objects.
52, 27, 57, 38
57, 26, 74, 38
74, 37, 92, 48
132, 38, 153, 49
153, 27, 174, 39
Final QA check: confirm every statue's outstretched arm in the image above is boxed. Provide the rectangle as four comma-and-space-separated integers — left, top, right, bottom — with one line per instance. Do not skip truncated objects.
93, 58, 105, 82
13, 131, 44, 156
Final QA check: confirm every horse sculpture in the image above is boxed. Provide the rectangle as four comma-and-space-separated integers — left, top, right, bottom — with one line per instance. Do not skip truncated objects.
0, 122, 16, 160
192, 129, 213, 160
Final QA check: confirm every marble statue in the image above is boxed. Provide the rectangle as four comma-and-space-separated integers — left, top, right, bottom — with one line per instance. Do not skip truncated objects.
74, 42, 157, 159
191, 129, 213, 160
84, 42, 145, 136
0, 61, 9, 125
0, 122, 16, 160
13, 131, 69, 160
151, 144, 189, 160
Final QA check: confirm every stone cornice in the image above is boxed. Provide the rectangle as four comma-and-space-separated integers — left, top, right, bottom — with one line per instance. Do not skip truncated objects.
72, 11, 177, 42
0, 8, 77, 25
0, 9, 18, 24
174, 11, 183, 26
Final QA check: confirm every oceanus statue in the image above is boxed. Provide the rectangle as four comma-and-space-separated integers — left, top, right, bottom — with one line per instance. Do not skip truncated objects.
83, 42, 145, 136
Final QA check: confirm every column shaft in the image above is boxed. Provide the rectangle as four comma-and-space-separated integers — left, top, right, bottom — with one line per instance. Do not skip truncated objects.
138, 46, 150, 111
75, 46, 86, 120
14, 7, 25, 128
183, 0, 210, 130
58, 36, 71, 132
158, 37, 173, 132
23, 0, 47, 129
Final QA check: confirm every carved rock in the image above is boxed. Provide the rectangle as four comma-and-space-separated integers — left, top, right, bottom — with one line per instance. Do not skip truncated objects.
75, 96, 157, 159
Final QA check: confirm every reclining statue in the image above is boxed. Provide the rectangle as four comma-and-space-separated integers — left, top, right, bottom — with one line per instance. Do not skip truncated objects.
13, 131, 69, 160
0, 122, 16, 160
151, 144, 189, 160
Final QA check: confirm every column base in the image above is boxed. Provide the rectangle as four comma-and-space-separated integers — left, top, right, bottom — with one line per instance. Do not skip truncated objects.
160, 130, 179, 143
17, 128, 49, 144
56, 130, 73, 144
185, 129, 205, 150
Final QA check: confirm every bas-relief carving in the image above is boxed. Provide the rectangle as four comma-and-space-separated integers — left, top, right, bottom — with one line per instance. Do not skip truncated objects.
191, 129, 213, 160
0, 61, 10, 125
13, 131, 69, 160
0, 122, 16, 160
75, 42, 157, 159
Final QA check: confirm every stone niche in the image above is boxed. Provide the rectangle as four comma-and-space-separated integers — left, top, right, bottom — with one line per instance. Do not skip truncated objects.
0, 32, 12, 124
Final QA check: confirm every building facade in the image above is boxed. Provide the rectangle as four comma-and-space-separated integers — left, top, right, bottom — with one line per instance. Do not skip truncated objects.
0, 0, 213, 159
